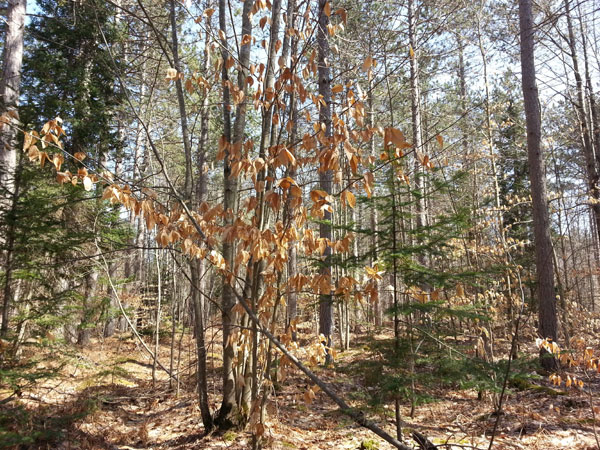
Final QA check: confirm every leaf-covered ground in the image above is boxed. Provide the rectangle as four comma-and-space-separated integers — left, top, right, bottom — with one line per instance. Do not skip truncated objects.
2, 325, 599, 449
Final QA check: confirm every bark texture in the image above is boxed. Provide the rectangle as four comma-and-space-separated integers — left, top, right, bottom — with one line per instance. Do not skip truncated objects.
317, 0, 334, 361
564, 0, 600, 246
408, 0, 426, 238
0, 0, 26, 206
170, 0, 193, 200
518, 0, 558, 369
217, 0, 254, 428
0, 0, 26, 337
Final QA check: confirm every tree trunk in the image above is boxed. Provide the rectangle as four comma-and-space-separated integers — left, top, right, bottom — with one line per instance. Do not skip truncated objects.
283, 0, 299, 341
563, 0, 600, 246
577, 2, 600, 308
317, 0, 334, 364
0, 0, 25, 216
191, 20, 213, 427
77, 272, 98, 346
152, 251, 162, 387
0, 0, 26, 337
408, 0, 426, 243
170, 0, 193, 200
169, 0, 214, 430
190, 258, 213, 430
518, 0, 558, 370
216, 0, 253, 429
367, 29, 381, 327
1, 175, 19, 338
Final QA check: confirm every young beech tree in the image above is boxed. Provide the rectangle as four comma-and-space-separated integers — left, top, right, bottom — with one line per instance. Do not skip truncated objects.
26, 0, 600, 447
20, 0, 429, 445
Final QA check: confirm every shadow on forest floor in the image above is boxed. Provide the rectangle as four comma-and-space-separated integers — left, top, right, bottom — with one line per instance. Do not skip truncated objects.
1, 376, 209, 449
3, 329, 600, 449
0, 335, 216, 449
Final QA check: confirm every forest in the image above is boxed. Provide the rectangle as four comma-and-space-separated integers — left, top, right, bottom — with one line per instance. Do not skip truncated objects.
1, 0, 600, 448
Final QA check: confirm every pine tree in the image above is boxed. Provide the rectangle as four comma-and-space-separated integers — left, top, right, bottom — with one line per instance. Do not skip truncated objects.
15, 0, 127, 344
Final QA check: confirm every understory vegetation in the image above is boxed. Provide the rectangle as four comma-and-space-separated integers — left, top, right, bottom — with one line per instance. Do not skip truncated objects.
2, 0, 600, 449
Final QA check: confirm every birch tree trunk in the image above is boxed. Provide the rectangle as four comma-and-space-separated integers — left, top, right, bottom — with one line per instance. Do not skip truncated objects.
0, 0, 26, 337
0, 0, 25, 215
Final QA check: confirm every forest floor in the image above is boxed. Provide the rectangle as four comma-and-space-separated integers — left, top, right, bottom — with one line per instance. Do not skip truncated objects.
2, 322, 600, 450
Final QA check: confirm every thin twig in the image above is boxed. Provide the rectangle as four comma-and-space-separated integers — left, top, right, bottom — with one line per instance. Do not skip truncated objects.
94, 238, 177, 382
487, 267, 526, 450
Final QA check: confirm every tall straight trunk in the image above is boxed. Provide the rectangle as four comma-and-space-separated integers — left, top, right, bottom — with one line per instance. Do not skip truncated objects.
170, 0, 193, 200
71, 2, 98, 347
217, 0, 253, 428
190, 256, 212, 430
317, 0, 334, 363
367, 13, 381, 328
476, 19, 504, 232
0, 0, 26, 337
1, 165, 19, 339
407, 0, 427, 302
553, 159, 572, 341
283, 0, 299, 340
408, 0, 426, 269
244, 2, 283, 434
578, 7, 600, 182
588, 212, 599, 311
122, 59, 148, 334
152, 251, 162, 386
171, 0, 213, 430
218, 0, 235, 424
578, 9, 600, 308
454, 33, 474, 267
169, 257, 177, 389
123, 46, 148, 301
77, 272, 98, 346
383, 42, 404, 435
104, 0, 128, 339
132, 25, 151, 292
476, 12, 514, 327
564, 0, 600, 245
456, 34, 468, 155
518, 0, 558, 369
196, 62, 213, 427
0, 0, 25, 216
391, 176, 403, 439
